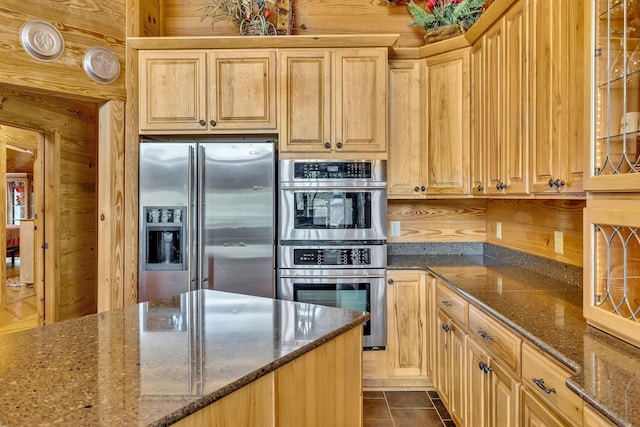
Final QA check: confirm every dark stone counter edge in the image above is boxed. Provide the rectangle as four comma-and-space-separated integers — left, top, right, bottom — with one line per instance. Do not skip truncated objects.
150, 313, 369, 427
389, 266, 628, 427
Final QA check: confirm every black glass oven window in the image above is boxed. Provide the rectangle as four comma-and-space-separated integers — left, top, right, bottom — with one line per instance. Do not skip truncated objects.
293, 191, 372, 230
293, 283, 371, 336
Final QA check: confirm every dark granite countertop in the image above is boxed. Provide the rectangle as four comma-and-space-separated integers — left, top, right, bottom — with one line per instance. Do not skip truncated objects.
0, 289, 367, 427
389, 255, 640, 427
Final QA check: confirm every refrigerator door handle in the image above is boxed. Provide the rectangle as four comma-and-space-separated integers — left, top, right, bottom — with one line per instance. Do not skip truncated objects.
198, 145, 209, 288
188, 146, 196, 291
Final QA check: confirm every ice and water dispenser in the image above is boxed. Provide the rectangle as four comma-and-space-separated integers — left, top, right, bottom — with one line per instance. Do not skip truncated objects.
143, 206, 186, 271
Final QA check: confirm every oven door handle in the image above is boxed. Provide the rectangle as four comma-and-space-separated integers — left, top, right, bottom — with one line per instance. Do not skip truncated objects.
279, 183, 387, 190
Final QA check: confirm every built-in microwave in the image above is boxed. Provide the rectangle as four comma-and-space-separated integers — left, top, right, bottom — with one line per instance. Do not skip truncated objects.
278, 160, 387, 243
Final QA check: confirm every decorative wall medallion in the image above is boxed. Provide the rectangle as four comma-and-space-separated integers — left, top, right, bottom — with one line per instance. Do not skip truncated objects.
20, 20, 65, 62
83, 46, 120, 84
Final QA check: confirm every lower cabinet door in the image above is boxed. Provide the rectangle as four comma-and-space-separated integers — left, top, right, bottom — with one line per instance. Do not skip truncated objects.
489, 358, 520, 427
522, 387, 567, 427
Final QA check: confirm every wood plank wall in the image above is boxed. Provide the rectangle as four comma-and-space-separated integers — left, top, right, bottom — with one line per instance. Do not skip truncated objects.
0, 0, 126, 101
0, 87, 99, 322
162, 0, 425, 47
388, 200, 487, 243
486, 199, 585, 267
389, 199, 584, 267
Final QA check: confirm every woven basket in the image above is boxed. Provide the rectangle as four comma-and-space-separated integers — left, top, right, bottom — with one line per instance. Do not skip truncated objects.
240, 20, 277, 36
424, 24, 463, 44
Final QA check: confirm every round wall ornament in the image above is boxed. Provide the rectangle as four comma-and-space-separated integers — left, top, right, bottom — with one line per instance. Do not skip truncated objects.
19, 20, 65, 62
83, 46, 120, 84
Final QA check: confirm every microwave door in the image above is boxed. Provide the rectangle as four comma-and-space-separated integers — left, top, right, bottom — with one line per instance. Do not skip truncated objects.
199, 141, 276, 298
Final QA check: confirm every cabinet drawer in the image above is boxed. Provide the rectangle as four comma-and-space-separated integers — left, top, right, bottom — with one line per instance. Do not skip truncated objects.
522, 342, 583, 426
436, 282, 468, 326
468, 304, 521, 374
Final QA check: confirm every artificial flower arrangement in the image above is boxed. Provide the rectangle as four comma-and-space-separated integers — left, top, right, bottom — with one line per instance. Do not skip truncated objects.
406, 0, 486, 42
200, 0, 277, 36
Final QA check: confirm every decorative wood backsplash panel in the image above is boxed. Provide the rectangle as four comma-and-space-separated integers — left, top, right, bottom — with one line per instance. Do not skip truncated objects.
388, 199, 487, 243
486, 199, 585, 267
163, 0, 425, 47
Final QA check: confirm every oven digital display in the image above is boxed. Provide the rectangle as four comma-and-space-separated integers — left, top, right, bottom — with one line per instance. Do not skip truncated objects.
293, 161, 372, 179
293, 248, 371, 266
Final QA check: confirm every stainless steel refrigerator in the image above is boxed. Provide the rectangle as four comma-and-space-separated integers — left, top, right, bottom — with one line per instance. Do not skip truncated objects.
138, 137, 276, 302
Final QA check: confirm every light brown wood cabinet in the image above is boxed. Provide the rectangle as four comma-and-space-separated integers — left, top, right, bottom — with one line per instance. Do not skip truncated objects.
138, 49, 277, 133
278, 48, 387, 155
471, 0, 528, 196
433, 279, 590, 427
424, 48, 471, 195
529, 0, 586, 194
583, 197, 640, 349
386, 270, 428, 377
363, 270, 430, 387
387, 59, 424, 198
174, 326, 363, 427
521, 342, 583, 426
466, 337, 520, 427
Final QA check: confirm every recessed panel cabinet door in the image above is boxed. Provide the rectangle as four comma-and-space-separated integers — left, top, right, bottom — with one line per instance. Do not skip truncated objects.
208, 50, 277, 130
334, 49, 387, 153
278, 50, 331, 152
138, 50, 207, 132
424, 48, 470, 195
387, 60, 424, 198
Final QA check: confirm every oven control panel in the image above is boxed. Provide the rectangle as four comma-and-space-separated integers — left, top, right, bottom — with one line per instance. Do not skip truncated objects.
293, 161, 372, 179
293, 248, 371, 266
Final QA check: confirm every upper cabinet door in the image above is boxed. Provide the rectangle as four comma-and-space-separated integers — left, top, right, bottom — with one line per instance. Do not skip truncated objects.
387, 59, 425, 198
207, 50, 277, 131
530, 0, 585, 194
138, 50, 207, 132
424, 48, 471, 195
278, 49, 332, 153
589, 0, 640, 191
334, 49, 388, 153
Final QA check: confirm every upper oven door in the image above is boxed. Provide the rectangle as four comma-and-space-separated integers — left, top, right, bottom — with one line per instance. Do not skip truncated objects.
278, 187, 387, 242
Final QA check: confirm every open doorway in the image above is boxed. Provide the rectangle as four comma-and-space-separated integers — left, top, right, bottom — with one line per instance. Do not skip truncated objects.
0, 124, 45, 335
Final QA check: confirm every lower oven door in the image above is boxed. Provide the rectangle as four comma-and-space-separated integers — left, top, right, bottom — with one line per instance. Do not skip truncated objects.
278, 269, 386, 349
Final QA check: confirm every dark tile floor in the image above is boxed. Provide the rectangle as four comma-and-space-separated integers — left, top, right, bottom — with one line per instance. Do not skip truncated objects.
363, 390, 456, 427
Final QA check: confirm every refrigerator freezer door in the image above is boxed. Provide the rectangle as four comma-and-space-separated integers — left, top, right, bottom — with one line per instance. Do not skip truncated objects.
139, 142, 196, 302
199, 142, 275, 298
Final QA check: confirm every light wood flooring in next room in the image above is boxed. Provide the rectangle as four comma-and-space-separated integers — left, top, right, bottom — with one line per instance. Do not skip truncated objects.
364, 390, 456, 427
0, 257, 37, 336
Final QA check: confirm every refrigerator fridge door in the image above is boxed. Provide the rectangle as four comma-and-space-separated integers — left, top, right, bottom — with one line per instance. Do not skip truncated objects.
139, 142, 197, 302
199, 141, 275, 298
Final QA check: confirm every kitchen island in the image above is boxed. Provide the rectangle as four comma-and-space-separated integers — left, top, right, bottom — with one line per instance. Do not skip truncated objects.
0, 290, 367, 426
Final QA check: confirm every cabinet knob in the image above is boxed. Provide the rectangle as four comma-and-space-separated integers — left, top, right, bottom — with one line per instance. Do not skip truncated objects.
387, 279, 394, 285
421, 186, 426, 191
210, 119, 217, 127
548, 179, 555, 188
336, 142, 343, 149
324, 142, 331, 149
441, 323, 451, 333
496, 182, 506, 190
554, 179, 565, 188
477, 185, 484, 192
414, 186, 420, 192
199, 119, 206, 126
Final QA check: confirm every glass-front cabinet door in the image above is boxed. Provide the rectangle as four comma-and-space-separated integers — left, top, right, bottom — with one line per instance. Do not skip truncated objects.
591, 0, 640, 189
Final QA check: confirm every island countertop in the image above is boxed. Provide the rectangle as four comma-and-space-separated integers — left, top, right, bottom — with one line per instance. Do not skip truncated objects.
0, 289, 368, 426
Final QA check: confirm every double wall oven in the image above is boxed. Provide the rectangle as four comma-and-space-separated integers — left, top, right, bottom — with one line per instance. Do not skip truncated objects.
277, 159, 388, 349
